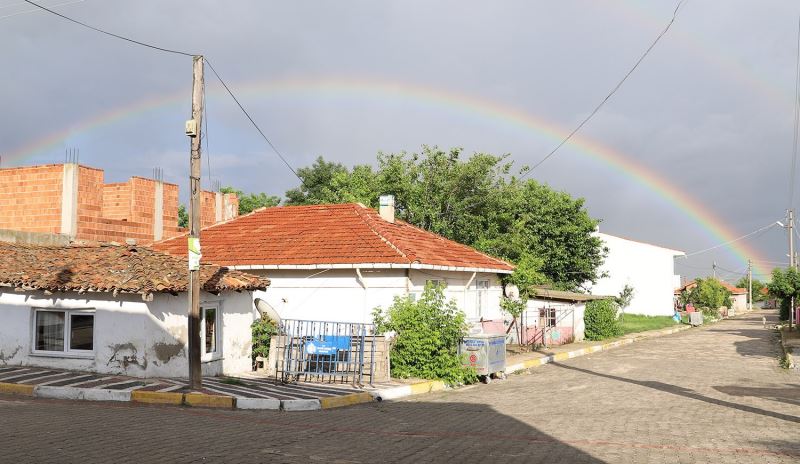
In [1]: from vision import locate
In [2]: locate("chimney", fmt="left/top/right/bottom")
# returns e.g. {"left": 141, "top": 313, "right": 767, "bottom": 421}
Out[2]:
{"left": 379, "top": 195, "right": 395, "bottom": 223}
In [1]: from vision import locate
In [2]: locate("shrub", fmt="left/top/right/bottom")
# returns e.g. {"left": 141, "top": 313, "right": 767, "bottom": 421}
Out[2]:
{"left": 251, "top": 315, "right": 277, "bottom": 369}
{"left": 584, "top": 299, "right": 622, "bottom": 341}
{"left": 687, "top": 278, "right": 731, "bottom": 309}
{"left": 373, "top": 285, "right": 476, "bottom": 385}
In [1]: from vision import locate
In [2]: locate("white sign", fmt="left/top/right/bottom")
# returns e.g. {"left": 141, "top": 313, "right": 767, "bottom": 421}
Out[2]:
{"left": 188, "top": 237, "right": 201, "bottom": 271}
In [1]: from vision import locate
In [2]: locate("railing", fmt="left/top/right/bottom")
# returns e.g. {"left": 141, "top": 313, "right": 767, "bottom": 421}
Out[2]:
{"left": 274, "top": 319, "right": 377, "bottom": 385}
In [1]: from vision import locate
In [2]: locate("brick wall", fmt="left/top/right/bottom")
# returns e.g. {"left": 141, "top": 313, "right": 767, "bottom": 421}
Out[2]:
{"left": 102, "top": 183, "right": 131, "bottom": 221}
{"left": 0, "top": 164, "right": 64, "bottom": 234}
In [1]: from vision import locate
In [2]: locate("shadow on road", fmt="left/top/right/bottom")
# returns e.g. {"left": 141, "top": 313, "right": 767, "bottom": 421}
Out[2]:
{"left": 551, "top": 363, "right": 800, "bottom": 424}
{"left": 713, "top": 384, "right": 800, "bottom": 408}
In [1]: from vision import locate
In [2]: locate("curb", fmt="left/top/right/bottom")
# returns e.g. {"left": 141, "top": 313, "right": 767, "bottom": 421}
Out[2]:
{"left": 319, "top": 392, "right": 374, "bottom": 409}
{"left": 372, "top": 379, "right": 447, "bottom": 402}
{"left": 779, "top": 329, "right": 797, "bottom": 369}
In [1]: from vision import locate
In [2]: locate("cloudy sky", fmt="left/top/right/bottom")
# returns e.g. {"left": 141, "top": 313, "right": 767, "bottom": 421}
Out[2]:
{"left": 2, "top": 0, "right": 799, "bottom": 281}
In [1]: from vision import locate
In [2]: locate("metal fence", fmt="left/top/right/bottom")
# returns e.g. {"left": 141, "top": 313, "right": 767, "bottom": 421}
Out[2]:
{"left": 274, "top": 319, "right": 377, "bottom": 385}
{"left": 519, "top": 305, "right": 576, "bottom": 347}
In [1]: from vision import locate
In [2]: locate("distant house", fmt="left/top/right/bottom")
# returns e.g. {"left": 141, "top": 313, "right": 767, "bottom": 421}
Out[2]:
{"left": 589, "top": 232, "right": 685, "bottom": 317}
{"left": 154, "top": 200, "right": 514, "bottom": 326}
{"left": 675, "top": 279, "right": 748, "bottom": 314}
{"left": 0, "top": 242, "right": 268, "bottom": 378}
{"left": 521, "top": 286, "right": 610, "bottom": 345}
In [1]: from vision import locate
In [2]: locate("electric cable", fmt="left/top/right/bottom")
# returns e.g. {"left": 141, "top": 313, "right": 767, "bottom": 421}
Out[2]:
{"left": 680, "top": 220, "right": 781, "bottom": 258}
{"left": 522, "top": 0, "right": 688, "bottom": 175}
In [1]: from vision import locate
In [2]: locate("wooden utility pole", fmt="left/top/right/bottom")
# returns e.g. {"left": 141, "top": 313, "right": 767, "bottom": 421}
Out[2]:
{"left": 187, "top": 55, "right": 204, "bottom": 389}
{"left": 747, "top": 259, "right": 752, "bottom": 312}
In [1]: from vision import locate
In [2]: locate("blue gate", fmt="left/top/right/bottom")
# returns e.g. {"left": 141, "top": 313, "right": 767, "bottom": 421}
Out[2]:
{"left": 276, "top": 319, "right": 377, "bottom": 385}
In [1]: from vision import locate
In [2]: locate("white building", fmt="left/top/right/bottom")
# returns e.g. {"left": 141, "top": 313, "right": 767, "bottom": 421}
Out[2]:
{"left": 155, "top": 201, "right": 515, "bottom": 327}
{"left": 0, "top": 242, "right": 268, "bottom": 378}
{"left": 589, "top": 232, "right": 685, "bottom": 317}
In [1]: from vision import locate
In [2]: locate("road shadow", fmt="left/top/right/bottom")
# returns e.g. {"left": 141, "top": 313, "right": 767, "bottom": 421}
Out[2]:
{"left": 551, "top": 363, "right": 800, "bottom": 425}
{"left": 713, "top": 384, "right": 800, "bottom": 408}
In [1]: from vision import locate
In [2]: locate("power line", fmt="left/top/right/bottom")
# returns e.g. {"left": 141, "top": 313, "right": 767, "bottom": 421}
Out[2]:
{"left": 679, "top": 220, "right": 781, "bottom": 258}
{"left": 204, "top": 59, "right": 302, "bottom": 183}
{"left": 0, "top": 0, "right": 82, "bottom": 21}
{"left": 522, "top": 0, "right": 688, "bottom": 175}
{"left": 22, "top": 0, "right": 195, "bottom": 56}
{"left": 21, "top": 0, "right": 304, "bottom": 185}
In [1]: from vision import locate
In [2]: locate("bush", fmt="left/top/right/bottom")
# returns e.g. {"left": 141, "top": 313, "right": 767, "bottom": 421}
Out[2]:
{"left": 699, "top": 306, "right": 720, "bottom": 319}
{"left": 251, "top": 315, "right": 277, "bottom": 369}
{"left": 373, "top": 285, "right": 477, "bottom": 385}
{"left": 585, "top": 299, "right": 622, "bottom": 341}
{"left": 687, "top": 278, "right": 731, "bottom": 309}
{"left": 780, "top": 298, "right": 792, "bottom": 321}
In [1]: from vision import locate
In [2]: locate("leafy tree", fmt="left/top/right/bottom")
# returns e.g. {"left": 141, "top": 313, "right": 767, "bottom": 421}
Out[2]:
{"left": 735, "top": 276, "right": 766, "bottom": 303}
{"left": 685, "top": 278, "right": 732, "bottom": 318}
{"left": 767, "top": 268, "right": 800, "bottom": 321}
{"left": 584, "top": 299, "right": 622, "bottom": 341}
{"left": 373, "top": 284, "right": 476, "bottom": 385}
{"left": 219, "top": 186, "right": 281, "bottom": 215}
{"left": 285, "top": 147, "right": 607, "bottom": 289}
{"left": 615, "top": 284, "right": 635, "bottom": 322}
{"left": 501, "top": 254, "right": 547, "bottom": 344}
{"left": 251, "top": 315, "right": 277, "bottom": 369}
{"left": 178, "top": 204, "right": 188, "bottom": 228}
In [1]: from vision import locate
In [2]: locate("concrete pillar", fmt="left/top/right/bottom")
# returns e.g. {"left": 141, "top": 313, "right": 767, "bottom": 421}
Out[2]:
{"left": 214, "top": 192, "right": 223, "bottom": 223}
{"left": 60, "top": 163, "right": 79, "bottom": 239}
{"left": 153, "top": 181, "right": 164, "bottom": 241}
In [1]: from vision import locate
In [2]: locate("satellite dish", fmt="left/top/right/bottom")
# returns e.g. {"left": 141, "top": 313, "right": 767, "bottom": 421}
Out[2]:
{"left": 504, "top": 284, "right": 520, "bottom": 299}
{"left": 254, "top": 298, "right": 281, "bottom": 325}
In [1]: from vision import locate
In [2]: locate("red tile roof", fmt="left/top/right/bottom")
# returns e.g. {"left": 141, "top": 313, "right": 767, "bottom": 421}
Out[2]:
{"left": 0, "top": 242, "right": 269, "bottom": 297}
{"left": 675, "top": 279, "right": 747, "bottom": 295}
{"left": 153, "top": 203, "right": 514, "bottom": 272}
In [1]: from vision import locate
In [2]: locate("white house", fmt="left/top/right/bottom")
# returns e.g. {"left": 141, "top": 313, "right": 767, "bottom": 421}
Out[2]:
{"left": 0, "top": 242, "right": 269, "bottom": 378}
{"left": 589, "top": 232, "right": 685, "bottom": 317}
{"left": 519, "top": 286, "right": 611, "bottom": 345}
{"left": 154, "top": 200, "right": 515, "bottom": 327}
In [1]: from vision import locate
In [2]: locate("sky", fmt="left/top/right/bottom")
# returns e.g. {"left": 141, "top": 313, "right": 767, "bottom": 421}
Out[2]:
{"left": 2, "top": 0, "right": 799, "bottom": 282}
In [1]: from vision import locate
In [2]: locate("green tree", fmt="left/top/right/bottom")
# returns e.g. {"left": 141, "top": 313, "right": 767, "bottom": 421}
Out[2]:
{"left": 615, "top": 284, "right": 635, "bottom": 322}
{"left": 500, "top": 253, "right": 547, "bottom": 344}
{"left": 285, "top": 147, "right": 607, "bottom": 289}
{"left": 373, "top": 284, "right": 476, "bottom": 385}
{"left": 178, "top": 204, "right": 188, "bottom": 228}
{"left": 735, "top": 276, "right": 766, "bottom": 302}
{"left": 767, "top": 268, "right": 800, "bottom": 321}
{"left": 584, "top": 299, "right": 622, "bottom": 341}
{"left": 685, "top": 278, "right": 732, "bottom": 318}
{"left": 219, "top": 186, "right": 281, "bottom": 215}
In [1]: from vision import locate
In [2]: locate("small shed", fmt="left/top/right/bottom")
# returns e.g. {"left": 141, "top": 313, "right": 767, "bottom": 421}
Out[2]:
{"left": 520, "top": 286, "right": 612, "bottom": 346}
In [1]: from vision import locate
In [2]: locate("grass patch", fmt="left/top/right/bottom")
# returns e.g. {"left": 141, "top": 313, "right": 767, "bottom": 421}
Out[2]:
{"left": 619, "top": 314, "right": 679, "bottom": 335}
{"left": 218, "top": 377, "right": 248, "bottom": 386}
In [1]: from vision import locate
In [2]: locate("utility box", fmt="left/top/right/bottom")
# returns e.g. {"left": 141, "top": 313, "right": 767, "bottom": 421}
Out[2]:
{"left": 459, "top": 334, "right": 506, "bottom": 377}
{"left": 688, "top": 312, "right": 703, "bottom": 326}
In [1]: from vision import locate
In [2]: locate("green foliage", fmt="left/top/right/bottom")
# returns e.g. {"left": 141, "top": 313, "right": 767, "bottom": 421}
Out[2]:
{"left": 768, "top": 267, "right": 800, "bottom": 321}
{"left": 285, "top": 147, "right": 607, "bottom": 289}
{"left": 615, "top": 284, "right": 635, "bottom": 310}
{"left": 178, "top": 204, "right": 188, "bottom": 229}
{"left": 685, "top": 278, "right": 732, "bottom": 310}
{"left": 735, "top": 276, "right": 765, "bottom": 302}
{"left": 584, "top": 299, "right": 622, "bottom": 341}
{"left": 373, "top": 285, "right": 476, "bottom": 385}
{"left": 251, "top": 315, "right": 277, "bottom": 367}
{"left": 220, "top": 186, "right": 281, "bottom": 215}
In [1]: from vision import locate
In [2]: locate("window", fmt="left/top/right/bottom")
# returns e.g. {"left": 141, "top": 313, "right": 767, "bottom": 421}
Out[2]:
{"left": 426, "top": 279, "right": 447, "bottom": 290}
{"left": 539, "top": 307, "right": 557, "bottom": 328}
{"left": 201, "top": 304, "right": 220, "bottom": 356}
{"left": 33, "top": 309, "right": 94, "bottom": 355}
{"left": 476, "top": 280, "right": 489, "bottom": 317}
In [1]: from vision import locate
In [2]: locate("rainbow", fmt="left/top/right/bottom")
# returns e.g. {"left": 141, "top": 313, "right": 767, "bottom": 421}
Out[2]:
{"left": 1, "top": 76, "right": 775, "bottom": 276}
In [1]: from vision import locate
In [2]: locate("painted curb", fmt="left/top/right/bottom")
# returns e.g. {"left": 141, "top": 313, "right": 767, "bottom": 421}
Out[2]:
{"left": 131, "top": 390, "right": 185, "bottom": 405}
{"left": 35, "top": 386, "right": 131, "bottom": 402}
{"left": 236, "top": 397, "right": 281, "bottom": 410}
{"left": 282, "top": 398, "right": 321, "bottom": 411}
{"left": 372, "top": 379, "right": 447, "bottom": 402}
{"left": 505, "top": 325, "right": 692, "bottom": 376}
{"left": 0, "top": 382, "right": 35, "bottom": 396}
{"left": 319, "top": 392, "right": 374, "bottom": 409}
{"left": 185, "top": 393, "right": 236, "bottom": 409}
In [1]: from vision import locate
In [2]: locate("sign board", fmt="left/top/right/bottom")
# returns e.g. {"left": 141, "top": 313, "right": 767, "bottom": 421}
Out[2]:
{"left": 188, "top": 237, "right": 201, "bottom": 271}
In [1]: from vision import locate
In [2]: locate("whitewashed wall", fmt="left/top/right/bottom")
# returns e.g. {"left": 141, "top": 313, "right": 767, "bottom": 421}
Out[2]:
{"left": 251, "top": 268, "right": 505, "bottom": 324}
{"left": 0, "top": 289, "right": 255, "bottom": 378}
{"left": 590, "top": 232, "right": 684, "bottom": 317}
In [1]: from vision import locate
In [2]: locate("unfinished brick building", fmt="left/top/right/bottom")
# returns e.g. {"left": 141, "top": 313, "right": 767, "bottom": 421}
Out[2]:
{"left": 0, "top": 163, "right": 238, "bottom": 244}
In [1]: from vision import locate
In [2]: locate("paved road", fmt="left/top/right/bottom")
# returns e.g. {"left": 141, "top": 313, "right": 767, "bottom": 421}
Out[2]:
{"left": 1, "top": 309, "right": 798, "bottom": 463}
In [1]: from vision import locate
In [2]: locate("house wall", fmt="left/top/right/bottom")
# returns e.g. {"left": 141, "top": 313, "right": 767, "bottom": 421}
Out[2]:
{"left": 250, "top": 268, "right": 505, "bottom": 324}
{"left": 590, "top": 232, "right": 683, "bottom": 317}
{"left": 0, "top": 289, "right": 255, "bottom": 378}
{"left": 522, "top": 299, "right": 586, "bottom": 344}
{"left": 731, "top": 294, "right": 748, "bottom": 314}
{"left": 0, "top": 164, "right": 64, "bottom": 234}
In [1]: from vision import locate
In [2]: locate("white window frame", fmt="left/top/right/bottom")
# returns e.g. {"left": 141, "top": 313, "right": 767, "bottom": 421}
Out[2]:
{"left": 30, "top": 308, "right": 95, "bottom": 359}
{"left": 200, "top": 302, "right": 222, "bottom": 361}
{"left": 475, "top": 279, "right": 490, "bottom": 318}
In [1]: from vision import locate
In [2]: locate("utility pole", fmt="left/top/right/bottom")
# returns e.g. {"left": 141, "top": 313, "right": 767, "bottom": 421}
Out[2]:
{"left": 748, "top": 259, "right": 752, "bottom": 312}
{"left": 187, "top": 55, "right": 204, "bottom": 390}
{"left": 712, "top": 261, "right": 717, "bottom": 280}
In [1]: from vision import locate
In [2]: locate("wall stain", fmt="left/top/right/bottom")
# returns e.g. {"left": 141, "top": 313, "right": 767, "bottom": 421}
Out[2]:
{"left": 106, "top": 342, "right": 148, "bottom": 371}
{"left": 152, "top": 342, "right": 185, "bottom": 364}
{"left": 0, "top": 346, "right": 21, "bottom": 365}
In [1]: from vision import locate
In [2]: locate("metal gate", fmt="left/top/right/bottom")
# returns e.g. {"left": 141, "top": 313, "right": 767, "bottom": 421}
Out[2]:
{"left": 274, "top": 319, "right": 377, "bottom": 385}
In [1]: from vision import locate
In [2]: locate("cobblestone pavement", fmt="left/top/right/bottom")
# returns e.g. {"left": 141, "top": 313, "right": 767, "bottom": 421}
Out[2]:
{"left": 2, "top": 309, "right": 798, "bottom": 463}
